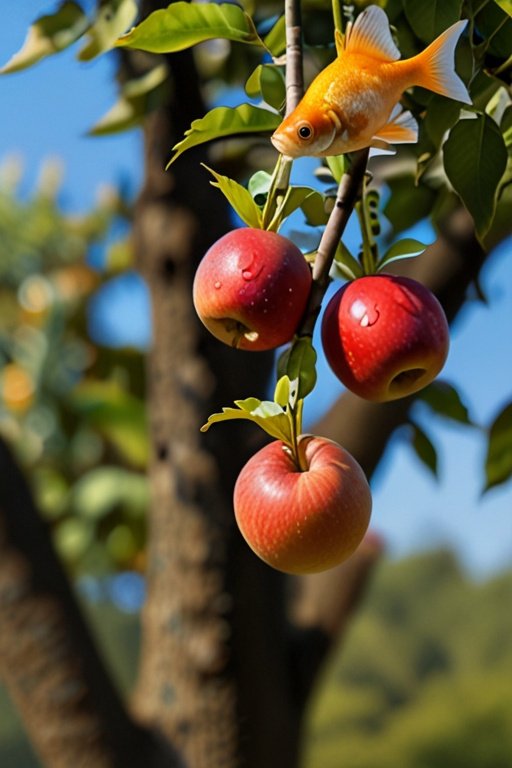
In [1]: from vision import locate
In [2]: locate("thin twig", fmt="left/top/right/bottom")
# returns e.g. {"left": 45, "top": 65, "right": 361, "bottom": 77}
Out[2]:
{"left": 263, "top": 0, "right": 304, "bottom": 227}
{"left": 284, "top": 0, "right": 304, "bottom": 115}
{"left": 332, "top": 0, "right": 344, "bottom": 35}
{"left": 299, "top": 148, "right": 370, "bottom": 337}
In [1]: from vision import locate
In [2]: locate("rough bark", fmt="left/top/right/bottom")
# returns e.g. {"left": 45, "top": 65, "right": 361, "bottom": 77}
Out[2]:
{"left": 0, "top": 439, "right": 179, "bottom": 768}
{"left": 128, "top": 21, "right": 279, "bottom": 765}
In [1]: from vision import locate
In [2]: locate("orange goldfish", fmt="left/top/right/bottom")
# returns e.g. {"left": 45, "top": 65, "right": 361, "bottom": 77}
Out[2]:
{"left": 271, "top": 5, "right": 471, "bottom": 157}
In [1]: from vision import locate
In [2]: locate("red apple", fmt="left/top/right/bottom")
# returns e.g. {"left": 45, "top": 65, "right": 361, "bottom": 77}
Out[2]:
{"left": 193, "top": 228, "right": 312, "bottom": 351}
{"left": 233, "top": 436, "right": 372, "bottom": 574}
{"left": 321, "top": 275, "right": 449, "bottom": 402}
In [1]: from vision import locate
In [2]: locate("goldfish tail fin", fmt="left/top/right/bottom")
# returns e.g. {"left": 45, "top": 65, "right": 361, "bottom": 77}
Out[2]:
{"left": 414, "top": 20, "right": 471, "bottom": 104}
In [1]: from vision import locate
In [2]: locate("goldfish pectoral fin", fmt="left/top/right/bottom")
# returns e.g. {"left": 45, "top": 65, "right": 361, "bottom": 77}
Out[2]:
{"left": 370, "top": 138, "right": 394, "bottom": 152}
{"left": 414, "top": 20, "right": 472, "bottom": 105}
{"left": 369, "top": 145, "right": 397, "bottom": 158}
{"left": 344, "top": 5, "right": 400, "bottom": 62}
{"left": 373, "top": 109, "right": 418, "bottom": 144}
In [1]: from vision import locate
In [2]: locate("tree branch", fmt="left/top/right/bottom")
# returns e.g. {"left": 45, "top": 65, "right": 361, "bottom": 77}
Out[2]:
{"left": 284, "top": 0, "right": 304, "bottom": 115}
{"left": 288, "top": 532, "right": 384, "bottom": 705}
{"left": 299, "top": 149, "right": 369, "bottom": 336}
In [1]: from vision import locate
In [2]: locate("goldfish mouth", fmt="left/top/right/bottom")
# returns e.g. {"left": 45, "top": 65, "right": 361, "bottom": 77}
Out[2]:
{"left": 270, "top": 132, "right": 290, "bottom": 155}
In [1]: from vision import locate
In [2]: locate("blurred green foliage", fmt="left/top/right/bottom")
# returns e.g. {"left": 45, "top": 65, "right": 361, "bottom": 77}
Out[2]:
{"left": 303, "top": 550, "right": 512, "bottom": 768}
{"left": 0, "top": 156, "right": 149, "bottom": 574}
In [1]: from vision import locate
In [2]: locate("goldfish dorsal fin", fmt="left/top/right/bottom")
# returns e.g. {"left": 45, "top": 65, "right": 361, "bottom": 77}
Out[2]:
{"left": 345, "top": 5, "right": 400, "bottom": 61}
{"left": 372, "top": 105, "right": 418, "bottom": 144}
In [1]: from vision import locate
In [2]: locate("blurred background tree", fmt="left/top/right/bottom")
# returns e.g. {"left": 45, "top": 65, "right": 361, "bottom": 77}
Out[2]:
{"left": 0, "top": 160, "right": 149, "bottom": 574}
{"left": 0, "top": 1, "right": 511, "bottom": 767}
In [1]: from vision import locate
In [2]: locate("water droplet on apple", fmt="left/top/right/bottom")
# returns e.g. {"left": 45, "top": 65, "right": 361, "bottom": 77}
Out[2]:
{"left": 214, "top": 281, "right": 222, "bottom": 289}
{"left": 350, "top": 298, "right": 379, "bottom": 327}
{"left": 242, "top": 270, "right": 253, "bottom": 280}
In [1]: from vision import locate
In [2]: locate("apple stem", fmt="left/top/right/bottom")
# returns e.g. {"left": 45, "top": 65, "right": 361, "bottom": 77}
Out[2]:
{"left": 295, "top": 436, "right": 310, "bottom": 473}
{"left": 298, "top": 148, "right": 370, "bottom": 337}
{"left": 287, "top": 396, "right": 308, "bottom": 471}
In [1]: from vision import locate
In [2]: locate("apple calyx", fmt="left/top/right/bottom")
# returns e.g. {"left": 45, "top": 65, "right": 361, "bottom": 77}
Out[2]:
{"left": 213, "top": 317, "right": 259, "bottom": 348}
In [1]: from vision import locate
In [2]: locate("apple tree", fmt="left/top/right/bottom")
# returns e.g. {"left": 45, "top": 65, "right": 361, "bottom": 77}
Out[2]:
{"left": 0, "top": 1, "right": 511, "bottom": 767}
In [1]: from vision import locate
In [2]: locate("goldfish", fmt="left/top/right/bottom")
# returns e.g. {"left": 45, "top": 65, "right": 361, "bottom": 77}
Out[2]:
{"left": 271, "top": 5, "right": 471, "bottom": 158}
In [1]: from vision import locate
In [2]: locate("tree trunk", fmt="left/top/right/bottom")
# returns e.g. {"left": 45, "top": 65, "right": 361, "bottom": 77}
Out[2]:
{"left": 0, "top": 439, "right": 179, "bottom": 768}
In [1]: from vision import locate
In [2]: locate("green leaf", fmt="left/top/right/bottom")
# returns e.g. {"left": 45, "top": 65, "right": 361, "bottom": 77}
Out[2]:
{"left": 493, "top": 0, "right": 512, "bottom": 16}
{"left": 501, "top": 104, "right": 512, "bottom": 148}
{"left": 334, "top": 241, "right": 364, "bottom": 280}
{"left": 326, "top": 155, "right": 348, "bottom": 184}
{"left": 89, "top": 64, "right": 169, "bottom": 136}
{"left": 201, "top": 397, "right": 292, "bottom": 444}
{"left": 274, "top": 376, "right": 290, "bottom": 408}
{"left": 54, "top": 518, "right": 94, "bottom": 562}
{"left": 167, "top": 104, "right": 281, "bottom": 166}
{"left": 425, "top": 98, "right": 463, "bottom": 146}
{"left": 202, "top": 164, "right": 262, "bottom": 228}
{"left": 377, "top": 238, "right": 428, "bottom": 271}
{"left": 245, "top": 64, "right": 285, "bottom": 111}
{"left": 70, "top": 380, "right": 148, "bottom": 468}
{"left": 72, "top": 467, "right": 149, "bottom": 519}
{"left": 301, "top": 190, "right": 332, "bottom": 226}
{"left": 263, "top": 14, "right": 286, "bottom": 57}
{"left": 0, "top": 1, "right": 89, "bottom": 74}
{"left": 410, "top": 422, "right": 438, "bottom": 478}
{"left": 484, "top": 401, "right": 512, "bottom": 491}
{"left": 470, "top": 71, "right": 504, "bottom": 112}
{"left": 116, "top": 1, "right": 263, "bottom": 53}
{"left": 404, "top": 0, "right": 463, "bottom": 42}
{"left": 248, "top": 170, "right": 272, "bottom": 204}
{"left": 418, "top": 381, "right": 473, "bottom": 425}
{"left": 278, "top": 186, "right": 318, "bottom": 224}
{"left": 79, "top": 0, "right": 137, "bottom": 61}
{"left": 384, "top": 175, "right": 436, "bottom": 235}
{"left": 443, "top": 114, "right": 508, "bottom": 239}
{"left": 277, "top": 338, "right": 317, "bottom": 399}
{"left": 474, "top": 2, "right": 512, "bottom": 58}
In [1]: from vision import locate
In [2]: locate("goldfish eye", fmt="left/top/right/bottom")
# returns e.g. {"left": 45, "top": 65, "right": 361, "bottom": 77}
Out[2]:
{"left": 297, "top": 123, "right": 313, "bottom": 141}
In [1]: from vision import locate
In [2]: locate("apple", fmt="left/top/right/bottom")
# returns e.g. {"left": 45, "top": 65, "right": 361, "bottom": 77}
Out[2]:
{"left": 321, "top": 274, "right": 449, "bottom": 402}
{"left": 233, "top": 435, "right": 372, "bottom": 574}
{"left": 193, "top": 228, "right": 312, "bottom": 351}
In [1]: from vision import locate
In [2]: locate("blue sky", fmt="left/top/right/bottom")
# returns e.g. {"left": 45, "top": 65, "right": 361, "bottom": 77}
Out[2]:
{"left": 1, "top": 3, "right": 511, "bottom": 578}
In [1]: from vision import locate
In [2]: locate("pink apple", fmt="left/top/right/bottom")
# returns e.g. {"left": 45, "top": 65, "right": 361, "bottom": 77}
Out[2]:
{"left": 233, "top": 436, "right": 372, "bottom": 574}
{"left": 321, "top": 275, "right": 449, "bottom": 402}
{"left": 193, "top": 228, "right": 312, "bottom": 351}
